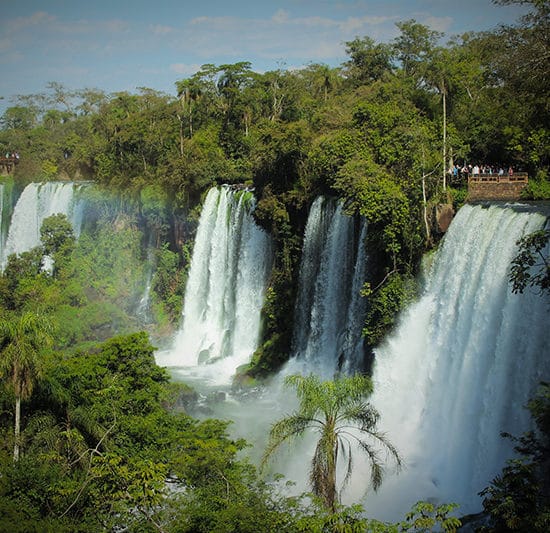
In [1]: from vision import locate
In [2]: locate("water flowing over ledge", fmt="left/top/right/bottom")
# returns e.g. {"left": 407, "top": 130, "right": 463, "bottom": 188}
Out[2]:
{"left": 160, "top": 186, "right": 273, "bottom": 385}
{"left": 291, "top": 196, "right": 368, "bottom": 377}
{"left": 0, "top": 182, "right": 87, "bottom": 269}
{"left": 367, "top": 203, "right": 550, "bottom": 519}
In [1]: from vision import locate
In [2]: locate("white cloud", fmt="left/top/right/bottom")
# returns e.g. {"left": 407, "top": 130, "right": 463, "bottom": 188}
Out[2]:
{"left": 169, "top": 63, "right": 202, "bottom": 75}
{"left": 293, "top": 15, "right": 337, "bottom": 28}
{"left": 182, "top": 10, "right": 368, "bottom": 62}
{"left": 10, "top": 11, "right": 57, "bottom": 31}
{"left": 339, "top": 14, "right": 396, "bottom": 33}
{"left": 422, "top": 16, "right": 454, "bottom": 33}
{"left": 102, "top": 19, "right": 130, "bottom": 33}
{"left": 150, "top": 24, "right": 174, "bottom": 35}
{"left": 272, "top": 9, "right": 290, "bottom": 24}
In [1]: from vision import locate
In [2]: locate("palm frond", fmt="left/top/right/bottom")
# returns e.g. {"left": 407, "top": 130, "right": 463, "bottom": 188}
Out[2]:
{"left": 261, "top": 414, "right": 315, "bottom": 470}
{"left": 363, "top": 429, "right": 402, "bottom": 470}
{"left": 339, "top": 437, "right": 354, "bottom": 492}
{"left": 267, "top": 373, "right": 399, "bottom": 510}
{"left": 357, "top": 439, "right": 384, "bottom": 490}
{"left": 338, "top": 403, "right": 380, "bottom": 429}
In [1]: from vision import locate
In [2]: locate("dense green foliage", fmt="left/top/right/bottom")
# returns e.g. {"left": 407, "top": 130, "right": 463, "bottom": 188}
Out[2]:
{"left": 509, "top": 229, "right": 550, "bottom": 296}
{"left": 0, "top": 331, "right": 287, "bottom": 531}
{"left": 0, "top": 330, "right": 463, "bottom": 532}
{"left": 0, "top": 210, "right": 147, "bottom": 349}
{"left": 479, "top": 382, "right": 550, "bottom": 532}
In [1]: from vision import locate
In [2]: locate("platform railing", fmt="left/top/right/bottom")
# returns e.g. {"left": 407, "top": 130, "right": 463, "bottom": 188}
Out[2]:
{"left": 468, "top": 173, "right": 528, "bottom": 184}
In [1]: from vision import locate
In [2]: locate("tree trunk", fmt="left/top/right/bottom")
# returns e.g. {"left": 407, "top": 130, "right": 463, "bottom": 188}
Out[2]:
{"left": 327, "top": 439, "right": 338, "bottom": 512}
{"left": 324, "top": 422, "right": 338, "bottom": 512}
{"left": 178, "top": 114, "right": 184, "bottom": 156}
{"left": 442, "top": 86, "right": 447, "bottom": 191}
{"left": 422, "top": 172, "right": 431, "bottom": 246}
{"left": 14, "top": 395, "right": 20, "bottom": 461}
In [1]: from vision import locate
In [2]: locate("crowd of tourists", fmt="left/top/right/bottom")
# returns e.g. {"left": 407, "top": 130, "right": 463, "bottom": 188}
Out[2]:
{"left": 448, "top": 163, "right": 516, "bottom": 181}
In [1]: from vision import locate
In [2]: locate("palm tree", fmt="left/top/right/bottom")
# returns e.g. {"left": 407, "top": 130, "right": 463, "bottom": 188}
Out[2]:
{"left": 0, "top": 312, "right": 54, "bottom": 461}
{"left": 261, "top": 373, "right": 401, "bottom": 511}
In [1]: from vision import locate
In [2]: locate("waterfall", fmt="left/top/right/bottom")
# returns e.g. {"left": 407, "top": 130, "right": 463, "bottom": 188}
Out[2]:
{"left": 0, "top": 181, "right": 17, "bottom": 256}
{"left": 163, "top": 186, "right": 273, "bottom": 384}
{"left": 1, "top": 182, "right": 87, "bottom": 268}
{"left": 367, "top": 203, "right": 550, "bottom": 519}
{"left": 136, "top": 247, "right": 155, "bottom": 325}
{"left": 291, "top": 197, "right": 368, "bottom": 376}
{"left": 0, "top": 183, "right": 4, "bottom": 252}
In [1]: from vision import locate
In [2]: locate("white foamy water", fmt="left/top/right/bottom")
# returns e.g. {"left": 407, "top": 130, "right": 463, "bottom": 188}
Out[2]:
{"left": 367, "top": 203, "right": 550, "bottom": 519}
{"left": 1, "top": 182, "right": 86, "bottom": 269}
{"left": 157, "top": 186, "right": 273, "bottom": 386}
{"left": 292, "top": 196, "right": 368, "bottom": 376}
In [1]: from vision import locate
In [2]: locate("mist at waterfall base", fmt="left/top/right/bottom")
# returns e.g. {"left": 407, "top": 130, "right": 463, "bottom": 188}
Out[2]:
{"left": 158, "top": 193, "right": 549, "bottom": 520}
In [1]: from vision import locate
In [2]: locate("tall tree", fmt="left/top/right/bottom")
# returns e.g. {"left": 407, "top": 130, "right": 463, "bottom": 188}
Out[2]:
{"left": 0, "top": 312, "right": 54, "bottom": 461}
{"left": 344, "top": 36, "right": 394, "bottom": 85}
{"left": 393, "top": 19, "right": 442, "bottom": 82}
{"left": 40, "top": 213, "right": 76, "bottom": 278}
{"left": 262, "top": 374, "right": 400, "bottom": 511}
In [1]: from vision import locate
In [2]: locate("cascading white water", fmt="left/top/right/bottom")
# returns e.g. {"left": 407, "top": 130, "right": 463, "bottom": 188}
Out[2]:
{"left": 366, "top": 203, "right": 550, "bottom": 519}
{"left": 0, "top": 182, "right": 18, "bottom": 255}
{"left": 136, "top": 247, "right": 155, "bottom": 325}
{"left": 1, "top": 182, "right": 87, "bottom": 268}
{"left": 291, "top": 196, "right": 368, "bottom": 376}
{"left": 0, "top": 183, "right": 4, "bottom": 252}
{"left": 161, "top": 186, "right": 273, "bottom": 384}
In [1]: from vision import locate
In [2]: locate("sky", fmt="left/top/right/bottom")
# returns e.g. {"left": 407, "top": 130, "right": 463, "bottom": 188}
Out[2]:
{"left": 0, "top": 0, "right": 530, "bottom": 112}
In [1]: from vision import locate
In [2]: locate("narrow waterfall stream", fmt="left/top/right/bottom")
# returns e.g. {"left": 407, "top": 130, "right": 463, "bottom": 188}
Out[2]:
{"left": 0, "top": 183, "right": 5, "bottom": 253}
{"left": 291, "top": 196, "right": 368, "bottom": 376}
{"left": 366, "top": 203, "right": 550, "bottom": 519}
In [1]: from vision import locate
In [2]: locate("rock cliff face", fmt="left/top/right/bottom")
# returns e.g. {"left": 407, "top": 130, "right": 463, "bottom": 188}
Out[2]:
{"left": 435, "top": 203, "right": 455, "bottom": 233}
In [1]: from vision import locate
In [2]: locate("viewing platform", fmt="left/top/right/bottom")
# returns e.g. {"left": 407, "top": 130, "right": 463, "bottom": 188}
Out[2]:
{"left": 0, "top": 156, "right": 19, "bottom": 175}
{"left": 467, "top": 172, "right": 528, "bottom": 201}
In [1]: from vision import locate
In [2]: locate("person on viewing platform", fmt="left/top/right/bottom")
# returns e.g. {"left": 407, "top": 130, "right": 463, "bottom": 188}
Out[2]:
{"left": 473, "top": 165, "right": 480, "bottom": 176}
{"left": 508, "top": 166, "right": 514, "bottom": 176}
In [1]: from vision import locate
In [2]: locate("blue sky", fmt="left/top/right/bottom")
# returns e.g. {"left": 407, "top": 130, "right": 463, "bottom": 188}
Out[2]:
{"left": 0, "top": 0, "right": 529, "bottom": 110}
